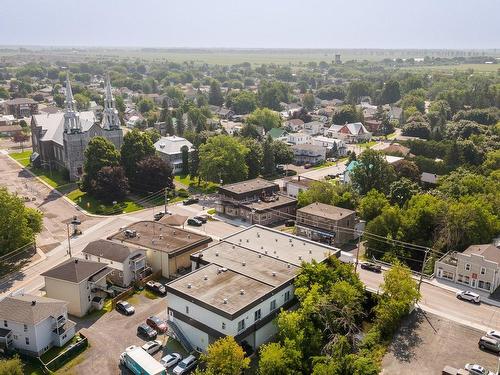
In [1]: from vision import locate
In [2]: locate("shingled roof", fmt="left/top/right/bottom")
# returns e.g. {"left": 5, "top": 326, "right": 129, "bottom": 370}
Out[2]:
{"left": 82, "top": 240, "right": 134, "bottom": 263}
{"left": 41, "top": 258, "right": 111, "bottom": 283}
{"left": 0, "top": 294, "right": 67, "bottom": 325}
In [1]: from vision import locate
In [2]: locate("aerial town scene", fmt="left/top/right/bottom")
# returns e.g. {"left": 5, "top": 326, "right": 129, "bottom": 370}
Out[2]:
{"left": 0, "top": 0, "right": 499, "bottom": 374}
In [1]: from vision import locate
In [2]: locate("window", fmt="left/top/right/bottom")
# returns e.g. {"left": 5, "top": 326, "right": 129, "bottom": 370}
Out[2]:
{"left": 185, "top": 306, "right": 189, "bottom": 314}
{"left": 254, "top": 309, "right": 261, "bottom": 321}
{"left": 88, "top": 296, "right": 91, "bottom": 301}
{"left": 25, "top": 337, "right": 29, "bottom": 345}
{"left": 485, "top": 282, "right": 491, "bottom": 290}
{"left": 3, "top": 320, "right": 7, "bottom": 328}
{"left": 442, "top": 271, "right": 454, "bottom": 280}
{"left": 237, "top": 319, "right": 245, "bottom": 332}
{"left": 270, "top": 300, "right": 276, "bottom": 311}
{"left": 480, "top": 267, "right": 486, "bottom": 275}
{"left": 457, "top": 274, "right": 463, "bottom": 283}
{"left": 284, "top": 291, "right": 290, "bottom": 302}
{"left": 478, "top": 280, "right": 484, "bottom": 289}
{"left": 464, "top": 276, "right": 470, "bottom": 284}
{"left": 119, "top": 272, "right": 123, "bottom": 277}
{"left": 221, "top": 322, "right": 226, "bottom": 330}
{"left": 465, "top": 264, "right": 471, "bottom": 271}
{"left": 23, "top": 324, "right": 27, "bottom": 332}
{"left": 84, "top": 254, "right": 89, "bottom": 260}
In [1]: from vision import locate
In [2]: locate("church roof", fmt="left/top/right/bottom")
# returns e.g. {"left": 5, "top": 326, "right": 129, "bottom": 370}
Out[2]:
{"left": 34, "top": 111, "right": 96, "bottom": 146}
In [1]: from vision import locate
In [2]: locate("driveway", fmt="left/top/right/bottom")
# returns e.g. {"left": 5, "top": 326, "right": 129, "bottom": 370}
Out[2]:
{"left": 382, "top": 310, "right": 499, "bottom": 374}
{"left": 72, "top": 292, "right": 168, "bottom": 375}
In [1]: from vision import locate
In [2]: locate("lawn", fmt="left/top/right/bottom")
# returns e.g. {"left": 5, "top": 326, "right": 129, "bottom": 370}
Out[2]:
{"left": 40, "top": 335, "right": 82, "bottom": 363}
{"left": 175, "top": 174, "right": 219, "bottom": 194}
{"left": 66, "top": 189, "right": 143, "bottom": 215}
{"left": 9, "top": 150, "right": 32, "bottom": 167}
{"left": 358, "top": 141, "right": 377, "bottom": 149}
{"left": 403, "top": 63, "right": 499, "bottom": 73}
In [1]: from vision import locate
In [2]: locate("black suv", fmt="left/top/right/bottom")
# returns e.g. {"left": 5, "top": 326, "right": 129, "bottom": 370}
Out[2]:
{"left": 137, "top": 323, "right": 157, "bottom": 340}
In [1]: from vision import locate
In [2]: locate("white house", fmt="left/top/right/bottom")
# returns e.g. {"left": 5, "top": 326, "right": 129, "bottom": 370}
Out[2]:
{"left": 165, "top": 225, "right": 340, "bottom": 353}
{"left": 325, "top": 122, "right": 372, "bottom": 143}
{"left": 0, "top": 294, "right": 76, "bottom": 356}
{"left": 80, "top": 240, "right": 149, "bottom": 287}
{"left": 311, "top": 136, "right": 348, "bottom": 157}
{"left": 302, "top": 121, "right": 325, "bottom": 136}
{"left": 154, "top": 136, "right": 193, "bottom": 174}
{"left": 287, "top": 132, "right": 311, "bottom": 145}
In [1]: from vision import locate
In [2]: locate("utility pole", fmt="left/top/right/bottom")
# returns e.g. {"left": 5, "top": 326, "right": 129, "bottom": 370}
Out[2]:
{"left": 164, "top": 188, "right": 169, "bottom": 213}
{"left": 418, "top": 248, "right": 430, "bottom": 291}
{"left": 354, "top": 229, "right": 362, "bottom": 272}
{"left": 66, "top": 223, "right": 72, "bottom": 258}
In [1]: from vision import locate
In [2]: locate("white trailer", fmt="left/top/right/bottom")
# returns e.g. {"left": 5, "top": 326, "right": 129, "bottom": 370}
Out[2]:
{"left": 122, "top": 346, "right": 165, "bottom": 375}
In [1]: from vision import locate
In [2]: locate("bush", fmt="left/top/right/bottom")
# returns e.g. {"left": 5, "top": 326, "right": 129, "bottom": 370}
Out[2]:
{"left": 177, "top": 188, "right": 189, "bottom": 198}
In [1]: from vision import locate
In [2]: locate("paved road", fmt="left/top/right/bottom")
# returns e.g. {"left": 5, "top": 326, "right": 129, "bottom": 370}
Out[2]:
{"left": 358, "top": 267, "right": 500, "bottom": 333}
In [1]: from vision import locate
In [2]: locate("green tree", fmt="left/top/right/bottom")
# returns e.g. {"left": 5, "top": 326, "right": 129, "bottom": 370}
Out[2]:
{"left": 392, "top": 159, "right": 420, "bottom": 182}
{"left": 303, "top": 92, "right": 315, "bottom": 111}
{"left": 199, "top": 336, "right": 250, "bottom": 375}
{"left": 208, "top": 80, "right": 224, "bottom": 106}
{"left": 350, "top": 149, "right": 396, "bottom": 195}
{"left": 332, "top": 105, "right": 359, "bottom": 124}
{"left": 258, "top": 342, "right": 302, "bottom": 375}
{"left": 181, "top": 145, "right": 190, "bottom": 175}
{"left": 135, "top": 155, "right": 174, "bottom": 193}
{"left": 273, "top": 141, "right": 294, "bottom": 165}
{"left": 199, "top": 135, "right": 249, "bottom": 183}
{"left": 93, "top": 166, "right": 129, "bottom": 203}
{"left": 231, "top": 91, "right": 258, "bottom": 114}
{"left": 240, "top": 123, "right": 262, "bottom": 140}
{"left": 247, "top": 108, "right": 281, "bottom": 132}
{"left": 147, "top": 128, "right": 161, "bottom": 143}
{"left": 258, "top": 81, "right": 289, "bottom": 110}
{"left": 482, "top": 149, "right": 500, "bottom": 175}
{"left": 358, "top": 189, "right": 390, "bottom": 221}
{"left": 0, "top": 188, "right": 43, "bottom": 256}
{"left": 262, "top": 135, "right": 275, "bottom": 176}
{"left": 380, "top": 80, "right": 401, "bottom": 104}
{"left": 364, "top": 206, "right": 403, "bottom": 260}
{"left": 81, "top": 137, "right": 120, "bottom": 193}
{"left": 138, "top": 97, "right": 155, "bottom": 113}
{"left": 388, "top": 178, "right": 420, "bottom": 207}
{"left": 347, "top": 81, "right": 371, "bottom": 104}
{"left": 241, "top": 138, "right": 263, "bottom": 179}
{"left": 73, "top": 93, "right": 90, "bottom": 110}
{"left": 120, "top": 129, "right": 156, "bottom": 180}
{"left": 0, "top": 356, "right": 23, "bottom": 375}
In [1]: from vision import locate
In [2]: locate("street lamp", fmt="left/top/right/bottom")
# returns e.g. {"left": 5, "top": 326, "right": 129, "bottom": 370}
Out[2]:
{"left": 66, "top": 216, "right": 81, "bottom": 258}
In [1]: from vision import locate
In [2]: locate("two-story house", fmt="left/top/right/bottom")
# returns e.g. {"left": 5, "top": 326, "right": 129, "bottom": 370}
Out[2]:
{"left": 80, "top": 240, "right": 149, "bottom": 287}
{"left": 325, "top": 122, "right": 372, "bottom": 143}
{"left": 291, "top": 144, "right": 326, "bottom": 165}
{"left": 154, "top": 136, "right": 193, "bottom": 174}
{"left": 41, "top": 259, "right": 112, "bottom": 317}
{"left": 3, "top": 98, "right": 38, "bottom": 119}
{"left": 434, "top": 244, "right": 500, "bottom": 295}
{"left": 296, "top": 202, "right": 357, "bottom": 245}
{"left": 0, "top": 294, "right": 75, "bottom": 356}
{"left": 166, "top": 225, "right": 339, "bottom": 353}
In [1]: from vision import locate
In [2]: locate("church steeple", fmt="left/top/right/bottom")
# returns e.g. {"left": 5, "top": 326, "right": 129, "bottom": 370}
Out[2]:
{"left": 64, "top": 74, "right": 81, "bottom": 133}
{"left": 101, "top": 74, "right": 121, "bottom": 130}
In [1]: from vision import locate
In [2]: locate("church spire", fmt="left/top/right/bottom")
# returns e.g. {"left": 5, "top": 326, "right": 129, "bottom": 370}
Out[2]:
{"left": 63, "top": 73, "right": 81, "bottom": 133}
{"left": 101, "top": 73, "right": 120, "bottom": 130}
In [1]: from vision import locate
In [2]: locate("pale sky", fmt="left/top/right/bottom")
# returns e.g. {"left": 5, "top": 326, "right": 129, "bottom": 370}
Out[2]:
{"left": 1, "top": 0, "right": 499, "bottom": 49}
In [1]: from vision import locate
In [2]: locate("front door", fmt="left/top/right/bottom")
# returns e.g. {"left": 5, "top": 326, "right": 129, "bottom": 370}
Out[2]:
{"left": 471, "top": 279, "right": 477, "bottom": 288}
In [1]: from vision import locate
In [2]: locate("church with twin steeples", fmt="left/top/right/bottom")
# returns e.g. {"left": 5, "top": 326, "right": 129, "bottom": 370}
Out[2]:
{"left": 31, "top": 74, "right": 123, "bottom": 181}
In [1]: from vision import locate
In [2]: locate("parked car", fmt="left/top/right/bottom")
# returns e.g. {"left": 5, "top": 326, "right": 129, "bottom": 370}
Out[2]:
{"left": 285, "top": 219, "right": 295, "bottom": 227}
{"left": 360, "top": 262, "right": 382, "bottom": 273}
{"left": 154, "top": 210, "right": 171, "bottom": 221}
{"left": 478, "top": 336, "right": 500, "bottom": 353}
{"left": 187, "top": 218, "right": 203, "bottom": 227}
{"left": 183, "top": 198, "right": 199, "bottom": 205}
{"left": 303, "top": 163, "right": 313, "bottom": 169}
{"left": 456, "top": 290, "right": 481, "bottom": 304}
{"left": 173, "top": 355, "right": 197, "bottom": 375}
{"left": 193, "top": 215, "right": 208, "bottom": 224}
{"left": 137, "top": 323, "right": 157, "bottom": 340}
{"left": 145, "top": 280, "right": 166, "bottom": 295}
{"left": 141, "top": 340, "right": 163, "bottom": 355}
{"left": 160, "top": 353, "right": 182, "bottom": 368}
{"left": 486, "top": 330, "right": 500, "bottom": 341}
{"left": 465, "top": 363, "right": 494, "bottom": 375}
{"left": 115, "top": 300, "right": 135, "bottom": 315}
{"left": 146, "top": 315, "right": 168, "bottom": 334}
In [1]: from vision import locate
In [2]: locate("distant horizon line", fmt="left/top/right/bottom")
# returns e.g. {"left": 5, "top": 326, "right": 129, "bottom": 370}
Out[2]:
{"left": 1, "top": 45, "right": 499, "bottom": 52}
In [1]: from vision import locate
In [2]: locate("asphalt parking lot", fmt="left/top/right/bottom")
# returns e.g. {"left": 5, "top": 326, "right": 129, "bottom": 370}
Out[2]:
{"left": 71, "top": 292, "right": 176, "bottom": 375}
{"left": 382, "top": 310, "right": 499, "bottom": 374}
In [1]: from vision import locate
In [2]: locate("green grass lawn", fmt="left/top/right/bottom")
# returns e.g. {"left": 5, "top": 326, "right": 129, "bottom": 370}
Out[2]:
{"left": 359, "top": 141, "right": 377, "bottom": 149}
{"left": 66, "top": 189, "right": 143, "bottom": 215}
{"left": 9, "top": 150, "right": 32, "bottom": 167}
{"left": 175, "top": 174, "right": 219, "bottom": 194}
{"left": 40, "top": 335, "right": 82, "bottom": 363}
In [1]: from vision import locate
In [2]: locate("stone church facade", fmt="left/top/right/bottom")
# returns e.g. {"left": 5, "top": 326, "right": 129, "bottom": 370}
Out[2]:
{"left": 31, "top": 75, "right": 123, "bottom": 181}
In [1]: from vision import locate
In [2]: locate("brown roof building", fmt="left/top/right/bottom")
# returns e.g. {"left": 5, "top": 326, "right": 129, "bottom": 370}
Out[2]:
{"left": 3, "top": 98, "right": 38, "bottom": 119}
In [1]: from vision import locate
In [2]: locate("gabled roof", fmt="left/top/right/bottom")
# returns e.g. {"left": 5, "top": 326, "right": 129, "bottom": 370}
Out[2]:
{"left": 33, "top": 111, "right": 96, "bottom": 146}
{"left": 0, "top": 294, "right": 67, "bottom": 325}
{"left": 41, "top": 258, "right": 110, "bottom": 283}
{"left": 4, "top": 98, "right": 37, "bottom": 105}
{"left": 154, "top": 136, "right": 193, "bottom": 155}
{"left": 297, "top": 202, "right": 355, "bottom": 221}
{"left": 82, "top": 240, "right": 135, "bottom": 263}
{"left": 328, "top": 122, "right": 370, "bottom": 136}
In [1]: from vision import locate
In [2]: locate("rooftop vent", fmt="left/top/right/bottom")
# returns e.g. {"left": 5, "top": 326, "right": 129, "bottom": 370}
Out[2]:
{"left": 258, "top": 254, "right": 262, "bottom": 258}
{"left": 187, "top": 234, "right": 191, "bottom": 239}
{"left": 309, "top": 250, "right": 312, "bottom": 254}
{"left": 257, "top": 233, "right": 260, "bottom": 238}
{"left": 272, "top": 272, "right": 276, "bottom": 277}
{"left": 221, "top": 267, "right": 228, "bottom": 272}
{"left": 159, "top": 235, "right": 163, "bottom": 239}
{"left": 289, "top": 239, "right": 292, "bottom": 243}
{"left": 31, "top": 301, "right": 36, "bottom": 306}
{"left": 187, "top": 283, "right": 192, "bottom": 289}
{"left": 287, "top": 263, "right": 291, "bottom": 268}
{"left": 298, "top": 255, "right": 302, "bottom": 260}
{"left": 264, "top": 250, "right": 268, "bottom": 254}
{"left": 240, "top": 289, "right": 245, "bottom": 295}
{"left": 275, "top": 239, "right": 278, "bottom": 242}
{"left": 215, "top": 251, "right": 219, "bottom": 257}
{"left": 242, "top": 261, "right": 246, "bottom": 266}
{"left": 204, "top": 275, "right": 208, "bottom": 281}
{"left": 232, "top": 245, "right": 235, "bottom": 249}
{"left": 223, "top": 298, "right": 228, "bottom": 304}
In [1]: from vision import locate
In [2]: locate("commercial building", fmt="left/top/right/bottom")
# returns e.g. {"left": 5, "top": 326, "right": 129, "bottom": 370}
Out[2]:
{"left": 80, "top": 240, "right": 149, "bottom": 287}
{"left": 215, "top": 178, "right": 297, "bottom": 226}
{"left": 166, "top": 225, "right": 340, "bottom": 353}
{"left": 154, "top": 136, "right": 193, "bottom": 173}
{"left": 0, "top": 294, "right": 75, "bottom": 356}
{"left": 284, "top": 176, "right": 315, "bottom": 199}
{"left": 296, "top": 202, "right": 357, "bottom": 245}
{"left": 435, "top": 244, "right": 500, "bottom": 295}
{"left": 41, "top": 259, "right": 113, "bottom": 317}
{"left": 108, "top": 221, "right": 212, "bottom": 278}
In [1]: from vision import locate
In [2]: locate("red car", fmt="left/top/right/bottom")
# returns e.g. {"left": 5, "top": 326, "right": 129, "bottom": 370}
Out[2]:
{"left": 146, "top": 315, "right": 168, "bottom": 334}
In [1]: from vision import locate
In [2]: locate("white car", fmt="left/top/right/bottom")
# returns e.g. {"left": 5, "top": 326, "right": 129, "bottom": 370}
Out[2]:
{"left": 465, "top": 363, "right": 494, "bottom": 375}
{"left": 456, "top": 290, "right": 480, "bottom": 303}
{"left": 141, "top": 340, "right": 163, "bottom": 355}
{"left": 160, "top": 353, "right": 182, "bottom": 368}
{"left": 173, "top": 355, "right": 197, "bottom": 375}
{"left": 486, "top": 330, "right": 500, "bottom": 341}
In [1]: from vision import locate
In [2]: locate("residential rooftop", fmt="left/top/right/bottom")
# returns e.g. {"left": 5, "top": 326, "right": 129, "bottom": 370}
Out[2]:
{"left": 463, "top": 244, "right": 500, "bottom": 264}
{"left": 297, "top": 202, "right": 355, "bottom": 221}
{"left": 192, "top": 241, "right": 299, "bottom": 287}
{"left": 219, "top": 178, "right": 278, "bottom": 196}
{"left": 166, "top": 264, "right": 274, "bottom": 316}
{"left": 82, "top": 239, "right": 135, "bottom": 263}
{"left": 41, "top": 258, "right": 111, "bottom": 283}
{"left": 109, "top": 221, "right": 212, "bottom": 255}
{"left": 0, "top": 294, "right": 67, "bottom": 325}
{"left": 244, "top": 194, "right": 297, "bottom": 212}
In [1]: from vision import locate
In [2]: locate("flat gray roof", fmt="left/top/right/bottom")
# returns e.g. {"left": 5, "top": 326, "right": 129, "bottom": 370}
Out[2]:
{"left": 297, "top": 202, "right": 355, "bottom": 221}
{"left": 244, "top": 194, "right": 296, "bottom": 212}
{"left": 219, "top": 178, "right": 277, "bottom": 195}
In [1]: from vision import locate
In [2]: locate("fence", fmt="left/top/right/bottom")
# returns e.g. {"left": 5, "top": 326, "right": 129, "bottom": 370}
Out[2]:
{"left": 42, "top": 333, "right": 88, "bottom": 372}
{"left": 110, "top": 270, "right": 162, "bottom": 309}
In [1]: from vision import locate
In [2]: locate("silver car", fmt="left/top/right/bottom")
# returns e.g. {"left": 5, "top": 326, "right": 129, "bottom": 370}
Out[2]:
{"left": 456, "top": 290, "right": 480, "bottom": 303}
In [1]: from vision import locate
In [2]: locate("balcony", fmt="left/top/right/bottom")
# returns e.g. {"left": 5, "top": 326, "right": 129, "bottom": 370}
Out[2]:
{"left": 52, "top": 315, "right": 66, "bottom": 330}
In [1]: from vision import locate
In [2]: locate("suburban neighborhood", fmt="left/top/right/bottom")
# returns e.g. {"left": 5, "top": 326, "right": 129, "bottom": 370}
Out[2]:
{"left": 0, "top": 1, "right": 499, "bottom": 374}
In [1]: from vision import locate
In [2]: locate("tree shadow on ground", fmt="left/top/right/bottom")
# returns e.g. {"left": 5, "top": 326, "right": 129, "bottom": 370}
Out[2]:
{"left": 390, "top": 310, "right": 426, "bottom": 363}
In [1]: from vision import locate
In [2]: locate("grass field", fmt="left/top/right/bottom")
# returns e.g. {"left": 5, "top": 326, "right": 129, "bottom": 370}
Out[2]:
{"left": 175, "top": 174, "right": 219, "bottom": 194}
{"left": 66, "top": 189, "right": 143, "bottom": 215}
{"left": 403, "top": 63, "right": 499, "bottom": 73}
